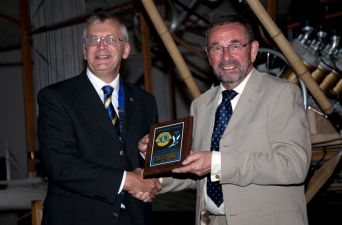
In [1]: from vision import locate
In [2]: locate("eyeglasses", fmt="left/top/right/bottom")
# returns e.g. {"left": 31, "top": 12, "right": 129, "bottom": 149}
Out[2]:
{"left": 83, "top": 35, "right": 124, "bottom": 46}
{"left": 207, "top": 41, "right": 253, "bottom": 55}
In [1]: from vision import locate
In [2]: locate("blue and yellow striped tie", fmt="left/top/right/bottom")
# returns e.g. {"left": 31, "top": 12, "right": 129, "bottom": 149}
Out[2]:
{"left": 102, "top": 85, "right": 120, "bottom": 134}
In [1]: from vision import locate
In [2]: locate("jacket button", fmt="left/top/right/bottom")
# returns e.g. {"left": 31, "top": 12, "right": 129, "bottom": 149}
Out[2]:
{"left": 215, "top": 174, "right": 221, "bottom": 179}
{"left": 119, "top": 150, "right": 124, "bottom": 156}
{"left": 113, "top": 212, "right": 119, "bottom": 218}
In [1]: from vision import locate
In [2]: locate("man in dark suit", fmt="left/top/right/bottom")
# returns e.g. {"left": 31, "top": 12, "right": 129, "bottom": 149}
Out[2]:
{"left": 38, "top": 12, "right": 160, "bottom": 225}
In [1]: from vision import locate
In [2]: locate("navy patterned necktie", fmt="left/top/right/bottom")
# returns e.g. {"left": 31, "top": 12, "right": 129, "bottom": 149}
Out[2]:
{"left": 102, "top": 85, "right": 120, "bottom": 135}
{"left": 207, "top": 89, "right": 237, "bottom": 207}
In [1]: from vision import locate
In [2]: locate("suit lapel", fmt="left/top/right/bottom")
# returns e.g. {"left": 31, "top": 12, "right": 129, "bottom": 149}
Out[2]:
{"left": 224, "top": 69, "right": 263, "bottom": 136}
{"left": 121, "top": 83, "right": 134, "bottom": 140}
{"left": 74, "top": 73, "right": 121, "bottom": 142}
{"left": 201, "top": 87, "right": 222, "bottom": 149}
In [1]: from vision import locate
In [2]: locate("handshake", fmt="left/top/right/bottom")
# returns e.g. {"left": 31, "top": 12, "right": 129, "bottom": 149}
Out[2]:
{"left": 124, "top": 168, "right": 161, "bottom": 203}
{"left": 123, "top": 135, "right": 161, "bottom": 203}
{"left": 124, "top": 133, "right": 211, "bottom": 203}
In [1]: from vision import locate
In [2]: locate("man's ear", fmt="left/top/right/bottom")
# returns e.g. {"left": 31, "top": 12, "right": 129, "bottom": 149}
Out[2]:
{"left": 83, "top": 45, "right": 87, "bottom": 60}
{"left": 250, "top": 41, "right": 259, "bottom": 62}
{"left": 122, "top": 42, "right": 131, "bottom": 59}
{"left": 206, "top": 50, "right": 212, "bottom": 66}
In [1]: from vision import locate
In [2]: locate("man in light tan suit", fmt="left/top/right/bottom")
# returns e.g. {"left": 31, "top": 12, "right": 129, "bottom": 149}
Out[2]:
{"left": 140, "top": 15, "right": 311, "bottom": 225}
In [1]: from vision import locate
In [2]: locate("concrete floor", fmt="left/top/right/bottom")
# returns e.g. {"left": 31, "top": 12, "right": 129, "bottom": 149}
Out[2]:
{"left": 153, "top": 189, "right": 342, "bottom": 225}
{"left": 10, "top": 188, "right": 342, "bottom": 225}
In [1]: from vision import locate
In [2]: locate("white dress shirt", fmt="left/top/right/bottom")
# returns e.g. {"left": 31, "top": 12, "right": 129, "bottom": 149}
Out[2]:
{"left": 86, "top": 69, "right": 126, "bottom": 196}
{"left": 205, "top": 72, "right": 252, "bottom": 215}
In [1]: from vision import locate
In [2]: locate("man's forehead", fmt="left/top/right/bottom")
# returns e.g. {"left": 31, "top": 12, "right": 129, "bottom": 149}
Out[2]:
{"left": 209, "top": 23, "right": 245, "bottom": 34}
{"left": 208, "top": 25, "right": 246, "bottom": 43}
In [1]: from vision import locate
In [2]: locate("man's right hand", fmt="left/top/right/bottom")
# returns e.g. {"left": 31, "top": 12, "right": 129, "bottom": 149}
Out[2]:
{"left": 124, "top": 168, "right": 161, "bottom": 202}
{"left": 172, "top": 151, "right": 212, "bottom": 176}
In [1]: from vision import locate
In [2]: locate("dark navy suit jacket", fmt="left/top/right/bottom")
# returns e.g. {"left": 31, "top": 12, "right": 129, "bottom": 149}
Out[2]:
{"left": 38, "top": 71, "right": 158, "bottom": 225}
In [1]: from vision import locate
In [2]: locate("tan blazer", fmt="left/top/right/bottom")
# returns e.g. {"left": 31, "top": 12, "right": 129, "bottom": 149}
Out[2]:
{"left": 162, "top": 68, "right": 311, "bottom": 225}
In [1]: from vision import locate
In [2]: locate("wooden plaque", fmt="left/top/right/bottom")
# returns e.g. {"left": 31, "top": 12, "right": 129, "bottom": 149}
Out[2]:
{"left": 143, "top": 116, "right": 193, "bottom": 178}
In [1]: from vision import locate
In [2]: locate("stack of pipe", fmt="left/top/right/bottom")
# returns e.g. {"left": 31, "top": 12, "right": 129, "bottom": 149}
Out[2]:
{"left": 289, "top": 27, "right": 319, "bottom": 82}
{"left": 245, "top": 0, "right": 341, "bottom": 133}
{"left": 289, "top": 24, "right": 341, "bottom": 97}
{"left": 331, "top": 56, "right": 342, "bottom": 96}
{"left": 319, "top": 36, "right": 342, "bottom": 96}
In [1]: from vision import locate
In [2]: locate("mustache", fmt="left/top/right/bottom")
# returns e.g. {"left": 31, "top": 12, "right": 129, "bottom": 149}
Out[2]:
{"left": 219, "top": 60, "right": 240, "bottom": 68}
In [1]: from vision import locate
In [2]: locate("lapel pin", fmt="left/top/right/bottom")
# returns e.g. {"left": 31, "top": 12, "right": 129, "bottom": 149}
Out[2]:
{"left": 129, "top": 97, "right": 133, "bottom": 102}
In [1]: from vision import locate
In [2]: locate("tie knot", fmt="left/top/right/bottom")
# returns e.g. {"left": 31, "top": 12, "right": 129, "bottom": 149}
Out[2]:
{"left": 222, "top": 89, "right": 237, "bottom": 102}
{"left": 102, "top": 85, "right": 114, "bottom": 96}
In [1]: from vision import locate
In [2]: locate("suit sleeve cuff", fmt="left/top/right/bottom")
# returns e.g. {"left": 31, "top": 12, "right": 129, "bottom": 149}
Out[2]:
{"left": 211, "top": 151, "right": 221, "bottom": 181}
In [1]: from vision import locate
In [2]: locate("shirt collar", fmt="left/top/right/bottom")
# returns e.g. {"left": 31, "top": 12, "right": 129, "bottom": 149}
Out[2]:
{"left": 86, "top": 68, "right": 120, "bottom": 103}
{"left": 219, "top": 70, "right": 252, "bottom": 94}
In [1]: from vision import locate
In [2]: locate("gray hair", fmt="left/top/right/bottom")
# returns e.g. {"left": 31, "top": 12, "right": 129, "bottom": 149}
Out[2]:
{"left": 206, "top": 15, "right": 255, "bottom": 45}
{"left": 83, "top": 12, "right": 129, "bottom": 42}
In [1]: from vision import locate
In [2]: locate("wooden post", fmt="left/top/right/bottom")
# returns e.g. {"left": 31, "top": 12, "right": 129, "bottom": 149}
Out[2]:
{"left": 20, "top": 0, "right": 36, "bottom": 175}
{"left": 305, "top": 151, "right": 342, "bottom": 203}
{"left": 139, "top": 12, "right": 153, "bottom": 93}
{"left": 31, "top": 200, "right": 43, "bottom": 225}
{"left": 141, "top": 0, "right": 201, "bottom": 99}
{"left": 266, "top": 0, "right": 277, "bottom": 21}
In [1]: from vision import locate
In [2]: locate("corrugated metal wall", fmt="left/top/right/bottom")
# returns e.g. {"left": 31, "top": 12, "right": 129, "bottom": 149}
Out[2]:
{"left": 30, "top": 0, "right": 85, "bottom": 94}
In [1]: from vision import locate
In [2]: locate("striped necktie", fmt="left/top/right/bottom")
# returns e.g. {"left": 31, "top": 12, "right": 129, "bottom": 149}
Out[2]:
{"left": 102, "top": 85, "right": 120, "bottom": 134}
{"left": 207, "top": 89, "right": 237, "bottom": 207}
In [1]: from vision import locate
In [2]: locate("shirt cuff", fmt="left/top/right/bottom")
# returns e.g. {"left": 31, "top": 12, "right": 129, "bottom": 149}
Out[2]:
{"left": 118, "top": 171, "right": 126, "bottom": 194}
{"left": 211, "top": 151, "right": 221, "bottom": 182}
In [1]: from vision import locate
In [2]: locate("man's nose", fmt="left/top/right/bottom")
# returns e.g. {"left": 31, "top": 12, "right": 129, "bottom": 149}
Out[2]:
{"left": 97, "top": 38, "right": 107, "bottom": 48}
{"left": 222, "top": 47, "right": 233, "bottom": 59}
